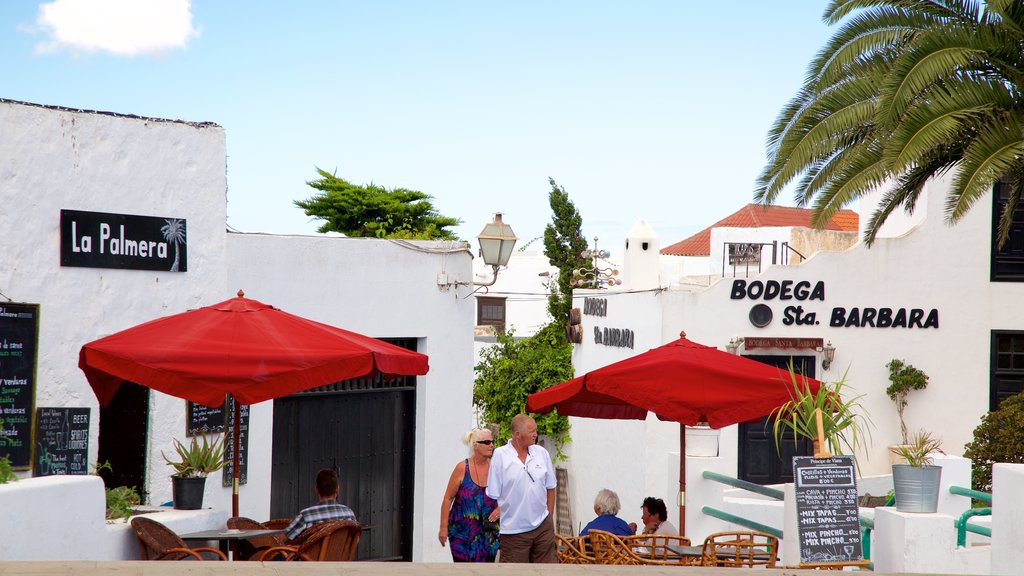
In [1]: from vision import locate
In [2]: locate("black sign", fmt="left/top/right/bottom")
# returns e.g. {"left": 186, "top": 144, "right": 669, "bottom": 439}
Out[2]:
{"left": 793, "top": 456, "right": 863, "bottom": 565}
{"left": 33, "top": 407, "right": 90, "bottom": 476}
{"left": 187, "top": 401, "right": 227, "bottom": 435}
{"left": 222, "top": 397, "right": 248, "bottom": 487}
{"left": 0, "top": 303, "right": 39, "bottom": 469}
{"left": 60, "top": 209, "right": 187, "bottom": 272}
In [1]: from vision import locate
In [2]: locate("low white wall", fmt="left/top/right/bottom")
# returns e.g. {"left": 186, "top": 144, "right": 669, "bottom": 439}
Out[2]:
{"left": 0, "top": 475, "right": 227, "bottom": 560}
{"left": 991, "top": 463, "right": 1024, "bottom": 575}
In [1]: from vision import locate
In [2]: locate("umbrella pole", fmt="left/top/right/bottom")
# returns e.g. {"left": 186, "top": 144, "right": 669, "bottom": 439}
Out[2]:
{"left": 232, "top": 397, "right": 240, "bottom": 518}
{"left": 679, "top": 424, "right": 686, "bottom": 535}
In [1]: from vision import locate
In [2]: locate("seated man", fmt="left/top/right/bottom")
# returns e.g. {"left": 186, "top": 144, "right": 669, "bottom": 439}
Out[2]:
{"left": 579, "top": 489, "right": 633, "bottom": 537}
{"left": 284, "top": 468, "right": 357, "bottom": 541}
{"left": 628, "top": 496, "right": 678, "bottom": 536}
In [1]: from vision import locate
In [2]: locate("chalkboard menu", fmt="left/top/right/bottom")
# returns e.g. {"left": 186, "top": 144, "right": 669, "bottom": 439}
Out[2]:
{"left": 187, "top": 400, "right": 227, "bottom": 435}
{"left": 33, "top": 407, "right": 90, "bottom": 476}
{"left": 222, "top": 397, "right": 249, "bottom": 487}
{"left": 0, "top": 303, "right": 39, "bottom": 469}
{"left": 793, "top": 455, "right": 863, "bottom": 565}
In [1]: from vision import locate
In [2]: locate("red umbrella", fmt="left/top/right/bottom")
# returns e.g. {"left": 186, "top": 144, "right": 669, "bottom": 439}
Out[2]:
{"left": 526, "top": 335, "right": 821, "bottom": 534}
{"left": 80, "top": 290, "right": 430, "bottom": 516}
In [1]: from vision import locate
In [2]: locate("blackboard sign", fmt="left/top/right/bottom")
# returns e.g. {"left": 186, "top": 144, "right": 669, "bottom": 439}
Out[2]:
{"left": 793, "top": 455, "right": 863, "bottom": 565}
{"left": 0, "top": 303, "right": 39, "bottom": 469}
{"left": 187, "top": 400, "right": 227, "bottom": 435}
{"left": 33, "top": 407, "right": 90, "bottom": 476}
{"left": 60, "top": 209, "right": 188, "bottom": 272}
{"left": 222, "top": 397, "right": 249, "bottom": 487}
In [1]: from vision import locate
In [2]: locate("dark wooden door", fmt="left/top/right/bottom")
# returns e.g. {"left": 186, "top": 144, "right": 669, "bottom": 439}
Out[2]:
{"left": 97, "top": 382, "right": 149, "bottom": 499}
{"left": 270, "top": 366, "right": 417, "bottom": 561}
{"left": 737, "top": 355, "right": 815, "bottom": 485}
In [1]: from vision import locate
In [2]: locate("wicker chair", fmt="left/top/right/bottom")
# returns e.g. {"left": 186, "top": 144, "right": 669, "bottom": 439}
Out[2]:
{"left": 701, "top": 531, "right": 779, "bottom": 568}
{"left": 587, "top": 530, "right": 645, "bottom": 565}
{"left": 130, "top": 517, "right": 227, "bottom": 561}
{"left": 255, "top": 519, "right": 362, "bottom": 561}
{"left": 556, "top": 534, "right": 594, "bottom": 564}
{"left": 226, "top": 516, "right": 289, "bottom": 561}
{"left": 627, "top": 534, "right": 700, "bottom": 566}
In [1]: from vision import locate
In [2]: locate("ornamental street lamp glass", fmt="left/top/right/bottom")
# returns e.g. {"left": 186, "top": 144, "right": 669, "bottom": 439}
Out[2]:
{"left": 477, "top": 213, "right": 517, "bottom": 267}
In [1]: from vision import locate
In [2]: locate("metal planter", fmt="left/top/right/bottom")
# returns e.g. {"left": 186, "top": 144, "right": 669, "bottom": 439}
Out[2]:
{"left": 892, "top": 464, "right": 942, "bottom": 513}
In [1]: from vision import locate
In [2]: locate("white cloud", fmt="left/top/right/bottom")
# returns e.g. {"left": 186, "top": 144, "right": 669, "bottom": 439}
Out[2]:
{"left": 34, "top": 0, "right": 199, "bottom": 56}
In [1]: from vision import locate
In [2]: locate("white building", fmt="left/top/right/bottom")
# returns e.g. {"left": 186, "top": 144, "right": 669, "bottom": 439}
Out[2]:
{"left": 561, "top": 171, "right": 1018, "bottom": 546}
{"left": 0, "top": 98, "right": 477, "bottom": 561}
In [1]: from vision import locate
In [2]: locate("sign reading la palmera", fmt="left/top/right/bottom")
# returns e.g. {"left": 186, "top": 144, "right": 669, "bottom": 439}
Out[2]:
{"left": 731, "top": 279, "right": 938, "bottom": 329}
{"left": 70, "top": 221, "right": 169, "bottom": 258}
{"left": 60, "top": 209, "right": 187, "bottom": 272}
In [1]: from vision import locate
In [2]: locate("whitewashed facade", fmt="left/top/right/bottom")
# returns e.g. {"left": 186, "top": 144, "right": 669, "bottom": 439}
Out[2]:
{"left": 0, "top": 99, "right": 476, "bottom": 561}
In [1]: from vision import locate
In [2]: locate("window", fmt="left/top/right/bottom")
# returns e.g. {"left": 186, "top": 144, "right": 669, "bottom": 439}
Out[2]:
{"left": 991, "top": 331, "right": 1024, "bottom": 410}
{"left": 991, "top": 182, "right": 1024, "bottom": 281}
{"left": 476, "top": 297, "right": 506, "bottom": 331}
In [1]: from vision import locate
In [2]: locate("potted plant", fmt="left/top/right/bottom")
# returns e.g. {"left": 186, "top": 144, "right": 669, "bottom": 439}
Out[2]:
{"left": 162, "top": 435, "right": 227, "bottom": 510}
{"left": 770, "top": 368, "right": 873, "bottom": 459}
{"left": 890, "top": 430, "right": 943, "bottom": 513}
{"left": 885, "top": 359, "right": 929, "bottom": 462}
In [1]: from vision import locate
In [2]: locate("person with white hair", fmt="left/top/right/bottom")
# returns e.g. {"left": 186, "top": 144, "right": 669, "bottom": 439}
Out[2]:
{"left": 438, "top": 427, "right": 500, "bottom": 562}
{"left": 579, "top": 488, "right": 633, "bottom": 537}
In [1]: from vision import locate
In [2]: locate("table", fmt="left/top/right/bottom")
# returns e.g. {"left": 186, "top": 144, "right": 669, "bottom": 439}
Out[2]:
{"left": 179, "top": 528, "right": 286, "bottom": 560}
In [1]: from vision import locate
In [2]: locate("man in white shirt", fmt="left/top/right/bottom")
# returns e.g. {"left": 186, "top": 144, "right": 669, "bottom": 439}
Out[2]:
{"left": 485, "top": 414, "right": 557, "bottom": 563}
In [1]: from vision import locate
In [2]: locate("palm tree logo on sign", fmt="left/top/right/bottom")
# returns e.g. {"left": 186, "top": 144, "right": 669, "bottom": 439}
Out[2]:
{"left": 160, "top": 219, "right": 186, "bottom": 272}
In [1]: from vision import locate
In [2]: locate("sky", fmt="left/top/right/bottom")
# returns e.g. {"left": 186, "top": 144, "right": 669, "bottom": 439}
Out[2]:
{"left": 1, "top": 1, "right": 840, "bottom": 254}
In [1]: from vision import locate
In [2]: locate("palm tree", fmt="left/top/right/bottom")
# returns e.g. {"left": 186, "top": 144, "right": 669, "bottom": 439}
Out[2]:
{"left": 756, "top": 0, "right": 1024, "bottom": 246}
{"left": 161, "top": 219, "right": 186, "bottom": 272}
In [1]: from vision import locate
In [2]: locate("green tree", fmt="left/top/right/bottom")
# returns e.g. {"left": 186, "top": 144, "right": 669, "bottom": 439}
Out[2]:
{"left": 543, "top": 178, "right": 590, "bottom": 325}
{"left": 757, "top": 1, "right": 1024, "bottom": 246}
{"left": 473, "top": 324, "right": 572, "bottom": 456}
{"left": 295, "top": 168, "right": 460, "bottom": 239}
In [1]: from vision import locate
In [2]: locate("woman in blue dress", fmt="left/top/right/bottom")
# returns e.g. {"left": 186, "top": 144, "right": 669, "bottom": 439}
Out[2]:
{"left": 438, "top": 428, "right": 500, "bottom": 562}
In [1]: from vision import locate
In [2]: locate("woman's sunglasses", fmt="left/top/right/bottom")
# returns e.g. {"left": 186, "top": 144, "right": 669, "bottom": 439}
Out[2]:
{"left": 475, "top": 440, "right": 494, "bottom": 445}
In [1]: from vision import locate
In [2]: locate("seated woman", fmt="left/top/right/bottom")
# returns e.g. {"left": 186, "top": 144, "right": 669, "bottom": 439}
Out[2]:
{"left": 638, "top": 496, "right": 677, "bottom": 535}
{"left": 579, "top": 489, "right": 634, "bottom": 536}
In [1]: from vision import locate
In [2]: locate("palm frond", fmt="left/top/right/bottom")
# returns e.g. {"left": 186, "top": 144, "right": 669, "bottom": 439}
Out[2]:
{"left": 947, "top": 114, "right": 1024, "bottom": 222}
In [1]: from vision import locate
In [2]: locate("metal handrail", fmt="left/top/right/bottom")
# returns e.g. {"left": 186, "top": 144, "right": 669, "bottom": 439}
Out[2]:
{"left": 955, "top": 508, "right": 992, "bottom": 547}
{"left": 702, "top": 471, "right": 785, "bottom": 500}
{"left": 949, "top": 485, "right": 992, "bottom": 504}
{"left": 700, "top": 506, "right": 783, "bottom": 539}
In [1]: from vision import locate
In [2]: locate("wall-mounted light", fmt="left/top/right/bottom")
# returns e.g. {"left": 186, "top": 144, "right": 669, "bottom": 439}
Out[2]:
{"left": 439, "top": 213, "right": 517, "bottom": 291}
{"left": 725, "top": 337, "right": 744, "bottom": 355}
{"left": 821, "top": 340, "right": 836, "bottom": 370}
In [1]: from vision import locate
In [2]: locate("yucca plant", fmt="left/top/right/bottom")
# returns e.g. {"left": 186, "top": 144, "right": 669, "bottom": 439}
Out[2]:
{"left": 770, "top": 368, "right": 873, "bottom": 458}
{"left": 162, "top": 435, "right": 227, "bottom": 478}
{"left": 890, "top": 430, "right": 943, "bottom": 468}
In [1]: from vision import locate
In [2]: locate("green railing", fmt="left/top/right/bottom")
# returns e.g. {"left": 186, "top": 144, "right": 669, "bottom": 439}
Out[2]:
{"left": 700, "top": 506, "right": 783, "bottom": 539}
{"left": 702, "top": 471, "right": 784, "bottom": 500}
{"left": 949, "top": 485, "right": 993, "bottom": 547}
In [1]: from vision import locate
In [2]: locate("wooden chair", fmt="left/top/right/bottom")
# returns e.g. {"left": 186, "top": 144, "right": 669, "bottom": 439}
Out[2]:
{"left": 701, "top": 530, "right": 779, "bottom": 568}
{"left": 130, "top": 517, "right": 227, "bottom": 561}
{"left": 627, "top": 534, "right": 700, "bottom": 566}
{"left": 587, "top": 530, "right": 645, "bottom": 565}
{"left": 556, "top": 534, "right": 594, "bottom": 564}
{"left": 255, "top": 519, "right": 362, "bottom": 561}
{"left": 226, "top": 516, "right": 289, "bottom": 561}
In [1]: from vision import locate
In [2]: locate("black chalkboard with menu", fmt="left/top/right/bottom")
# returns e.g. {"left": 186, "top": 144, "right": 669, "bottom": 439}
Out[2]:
{"left": 187, "top": 400, "right": 227, "bottom": 435}
{"left": 222, "top": 397, "right": 249, "bottom": 487}
{"left": 0, "top": 303, "right": 39, "bottom": 469}
{"left": 793, "top": 455, "right": 863, "bottom": 565}
{"left": 33, "top": 407, "right": 90, "bottom": 476}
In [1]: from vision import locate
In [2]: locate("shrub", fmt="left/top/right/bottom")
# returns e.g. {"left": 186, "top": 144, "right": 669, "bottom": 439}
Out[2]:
{"left": 0, "top": 455, "right": 16, "bottom": 484}
{"left": 963, "top": 393, "right": 1024, "bottom": 492}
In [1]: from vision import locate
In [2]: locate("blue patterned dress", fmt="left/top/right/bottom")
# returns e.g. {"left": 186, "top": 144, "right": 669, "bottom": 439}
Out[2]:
{"left": 447, "top": 459, "right": 499, "bottom": 562}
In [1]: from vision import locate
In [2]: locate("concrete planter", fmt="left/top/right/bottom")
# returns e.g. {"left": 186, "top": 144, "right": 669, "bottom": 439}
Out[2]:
{"left": 685, "top": 425, "right": 720, "bottom": 457}
{"left": 892, "top": 464, "right": 942, "bottom": 513}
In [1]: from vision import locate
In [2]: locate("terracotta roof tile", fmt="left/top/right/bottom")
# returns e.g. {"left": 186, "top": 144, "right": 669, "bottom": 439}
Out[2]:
{"left": 660, "top": 204, "right": 859, "bottom": 256}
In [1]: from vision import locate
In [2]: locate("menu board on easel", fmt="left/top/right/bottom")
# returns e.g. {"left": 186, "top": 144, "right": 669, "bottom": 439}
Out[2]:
{"left": 33, "top": 407, "right": 90, "bottom": 476}
{"left": 221, "top": 396, "right": 248, "bottom": 487}
{"left": 793, "top": 455, "right": 863, "bottom": 565}
{"left": 0, "top": 303, "right": 39, "bottom": 469}
{"left": 186, "top": 400, "right": 226, "bottom": 435}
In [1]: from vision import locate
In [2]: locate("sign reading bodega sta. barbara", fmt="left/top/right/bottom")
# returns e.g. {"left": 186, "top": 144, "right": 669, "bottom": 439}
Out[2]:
{"left": 60, "top": 209, "right": 187, "bottom": 272}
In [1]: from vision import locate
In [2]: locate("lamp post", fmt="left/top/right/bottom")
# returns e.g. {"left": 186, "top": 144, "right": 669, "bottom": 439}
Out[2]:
{"left": 438, "top": 213, "right": 517, "bottom": 291}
